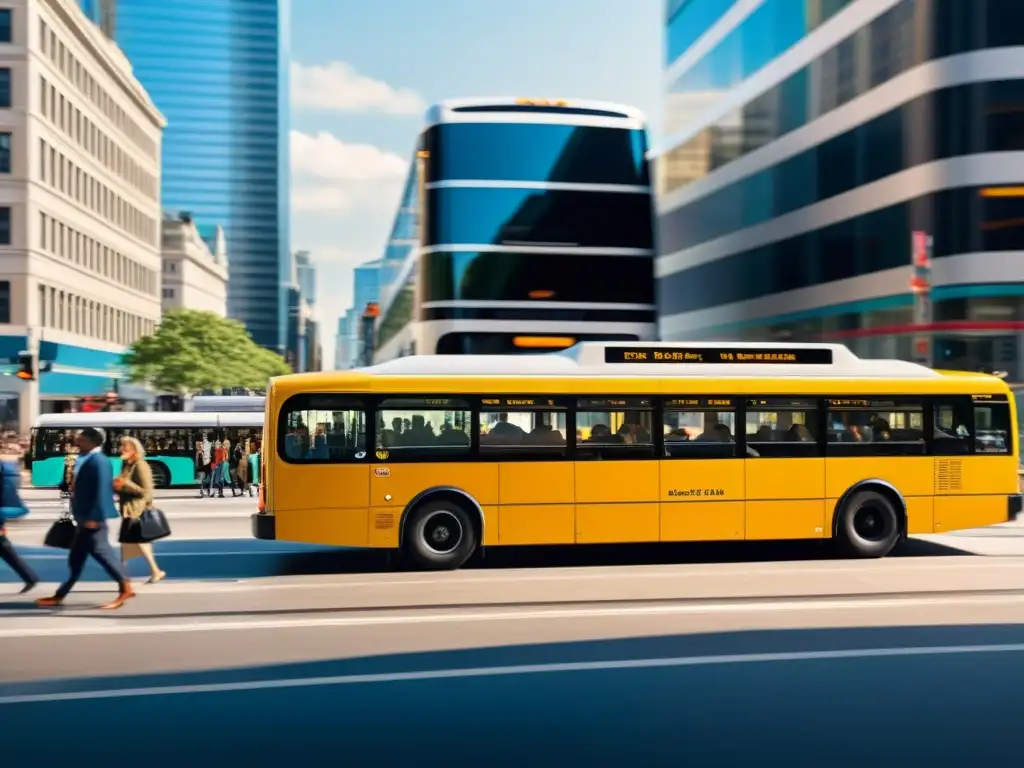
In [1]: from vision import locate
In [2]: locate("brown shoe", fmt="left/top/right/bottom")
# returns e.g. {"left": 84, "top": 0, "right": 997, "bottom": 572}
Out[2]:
{"left": 100, "top": 584, "right": 136, "bottom": 610}
{"left": 35, "top": 595, "right": 64, "bottom": 607}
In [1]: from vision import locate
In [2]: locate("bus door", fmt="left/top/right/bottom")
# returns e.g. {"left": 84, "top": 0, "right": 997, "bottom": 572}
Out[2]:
{"left": 743, "top": 398, "right": 826, "bottom": 539}
{"left": 272, "top": 395, "right": 370, "bottom": 546}
{"left": 659, "top": 398, "right": 745, "bottom": 541}
{"left": 573, "top": 398, "right": 660, "bottom": 544}
{"left": 931, "top": 394, "right": 1017, "bottom": 532}
{"left": 484, "top": 398, "right": 572, "bottom": 546}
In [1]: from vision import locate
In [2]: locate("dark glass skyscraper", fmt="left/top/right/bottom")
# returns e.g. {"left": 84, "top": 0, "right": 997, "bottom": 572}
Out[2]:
{"left": 657, "top": 0, "right": 1024, "bottom": 378}
{"left": 89, "top": 0, "right": 291, "bottom": 351}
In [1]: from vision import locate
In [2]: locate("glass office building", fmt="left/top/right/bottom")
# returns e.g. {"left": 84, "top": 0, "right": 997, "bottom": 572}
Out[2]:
{"left": 657, "top": 0, "right": 1024, "bottom": 379}
{"left": 96, "top": 0, "right": 291, "bottom": 352}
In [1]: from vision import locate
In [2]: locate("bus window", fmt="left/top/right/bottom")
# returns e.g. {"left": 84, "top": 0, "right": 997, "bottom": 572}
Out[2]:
{"left": 279, "top": 395, "right": 367, "bottom": 462}
{"left": 575, "top": 397, "right": 655, "bottom": 459}
{"left": 745, "top": 398, "right": 820, "bottom": 458}
{"left": 974, "top": 398, "right": 1011, "bottom": 454}
{"left": 478, "top": 397, "right": 568, "bottom": 459}
{"left": 377, "top": 397, "right": 471, "bottom": 459}
{"left": 662, "top": 397, "right": 737, "bottom": 458}
{"left": 37, "top": 428, "right": 75, "bottom": 456}
{"left": 933, "top": 397, "right": 973, "bottom": 456}
{"left": 825, "top": 399, "right": 925, "bottom": 456}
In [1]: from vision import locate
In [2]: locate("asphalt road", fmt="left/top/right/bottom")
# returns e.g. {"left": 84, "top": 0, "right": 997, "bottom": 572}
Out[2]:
{"left": 5, "top": 492, "right": 1024, "bottom": 763}
{"left": 1, "top": 560, "right": 1024, "bottom": 764}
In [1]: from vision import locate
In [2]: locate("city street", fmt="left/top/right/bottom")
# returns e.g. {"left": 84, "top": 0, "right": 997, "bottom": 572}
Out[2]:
{"left": 2, "top": 556, "right": 1024, "bottom": 764}
{"left": 4, "top": 491, "right": 1024, "bottom": 764}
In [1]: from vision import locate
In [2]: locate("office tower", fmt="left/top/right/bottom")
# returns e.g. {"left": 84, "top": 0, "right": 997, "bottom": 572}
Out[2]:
{"left": 160, "top": 212, "right": 229, "bottom": 317}
{"left": 1, "top": 0, "right": 164, "bottom": 430}
{"left": 657, "top": 0, "right": 1024, "bottom": 377}
{"left": 99, "top": 0, "right": 291, "bottom": 352}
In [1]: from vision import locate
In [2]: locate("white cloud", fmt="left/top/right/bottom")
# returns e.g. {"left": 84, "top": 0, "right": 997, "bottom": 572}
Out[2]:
{"left": 291, "top": 61, "right": 426, "bottom": 115}
{"left": 291, "top": 130, "right": 407, "bottom": 181}
{"left": 290, "top": 130, "right": 407, "bottom": 213}
{"left": 291, "top": 186, "right": 353, "bottom": 212}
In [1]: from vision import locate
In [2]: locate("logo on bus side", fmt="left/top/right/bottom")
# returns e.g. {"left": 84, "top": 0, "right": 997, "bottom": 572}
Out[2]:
{"left": 374, "top": 468, "right": 390, "bottom": 477}
{"left": 668, "top": 488, "right": 725, "bottom": 497}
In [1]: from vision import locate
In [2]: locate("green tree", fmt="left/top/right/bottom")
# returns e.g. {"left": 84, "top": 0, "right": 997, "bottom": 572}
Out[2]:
{"left": 122, "top": 309, "right": 292, "bottom": 393}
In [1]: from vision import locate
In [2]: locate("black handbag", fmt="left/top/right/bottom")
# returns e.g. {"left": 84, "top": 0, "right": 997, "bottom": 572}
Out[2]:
{"left": 119, "top": 507, "right": 171, "bottom": 544}
{"left": 44, "top": 513, "right": 78, "bottom": 549}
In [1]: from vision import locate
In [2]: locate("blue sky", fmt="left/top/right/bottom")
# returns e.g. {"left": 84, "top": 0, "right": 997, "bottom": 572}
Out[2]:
{"left": 289, "top": 0, "right": 662, "bottom": 356}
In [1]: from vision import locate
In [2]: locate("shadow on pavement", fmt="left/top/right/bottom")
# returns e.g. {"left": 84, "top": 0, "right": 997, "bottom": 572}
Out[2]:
{"left": 2, "top": 623, "right": 1024, "bottom": 765}
{"left": 0, "top": 535, "right": 976, "bottom": 584}
{"left": 464, "top": 536, "right": 973, "bottom": 571}
{"left": 152, "top": 536, "right": 976, "bottom": 577}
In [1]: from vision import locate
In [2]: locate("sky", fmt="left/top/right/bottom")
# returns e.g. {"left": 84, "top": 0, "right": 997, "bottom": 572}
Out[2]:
{"left": 289, "top": 0, "right": 663, "bottom": 360}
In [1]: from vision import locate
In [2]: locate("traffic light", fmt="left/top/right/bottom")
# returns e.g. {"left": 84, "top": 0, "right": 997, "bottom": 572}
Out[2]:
{"left": 15, "top": 352, "right": 36, "bottom": 381}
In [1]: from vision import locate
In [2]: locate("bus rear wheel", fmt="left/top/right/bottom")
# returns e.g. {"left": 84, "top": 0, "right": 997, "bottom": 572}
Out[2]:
{"left": 149, "top": 462, "right": 169, "bottom": 489}
{"left": 403, "top": 499, "right": 478, "bottom": 570}
{"left": 836, "top": 490, "right": 900, "bottom": 558}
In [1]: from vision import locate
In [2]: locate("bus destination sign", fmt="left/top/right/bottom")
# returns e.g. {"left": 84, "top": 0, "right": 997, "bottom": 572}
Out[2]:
{"left": 604, "top": 347, "right": 834, "bottom": 365}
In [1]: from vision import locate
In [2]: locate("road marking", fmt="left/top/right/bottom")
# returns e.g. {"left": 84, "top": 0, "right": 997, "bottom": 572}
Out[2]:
{"left": 2, "top": 642, "right": 1024, "bottom": 704}
{"left": 2, "top": 592, "right": 1024, "bottom": 638}
{"left": 6, "top": 557, "right": 1024, "bottom": 592}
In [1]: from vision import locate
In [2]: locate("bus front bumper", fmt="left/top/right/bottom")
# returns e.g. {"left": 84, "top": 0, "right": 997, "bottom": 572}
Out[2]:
{"left": 251, "top": 513, "right": 276, "bottom": 540}
{"left": 1009, "top": 494, "right": 1023, "bottom": 521}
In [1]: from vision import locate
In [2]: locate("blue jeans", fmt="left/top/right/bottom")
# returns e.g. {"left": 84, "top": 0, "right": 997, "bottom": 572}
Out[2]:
{"left": 56, "top": 524, "right": 126, "bottom": 598}
{"left": 208, "top": 465, "right": 224, "bottom": 494}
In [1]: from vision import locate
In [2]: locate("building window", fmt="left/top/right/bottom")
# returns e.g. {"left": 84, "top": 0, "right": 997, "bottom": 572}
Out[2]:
{"left": 0, "top": 281, "right": 9, "bottom": 323}
{"left": 0, "top": 10, "right": 11, "bottom": 44}
{"left": 0, "top": 207, "right": 10, "bottom": 245}
{"left": 0, "top": 132, "right": 9, "bottom": 173}
{"left": 0, "top": 69, "right": 10, "bottom": 108}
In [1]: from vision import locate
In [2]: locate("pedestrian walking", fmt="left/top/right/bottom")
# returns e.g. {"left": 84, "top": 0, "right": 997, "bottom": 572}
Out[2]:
{"left": 210, "top": 438, "right": 227, "bottom": 498}
{"left": 194, "top": 439, "right": 207, "bottom": 497}
{"left": 201, "top": 434, "right": 213, "bottom": 496}
{"left": 238, "top": 438, "right": 254, "bottom": 497}
{"left": 36, "top": 427, "right": 135, "bottom": 609}
{"left": 114, "top": 436, "right": 166, "bottom": 584}
{"left": 0, "top": 459, "right": 39, "bottom": 593}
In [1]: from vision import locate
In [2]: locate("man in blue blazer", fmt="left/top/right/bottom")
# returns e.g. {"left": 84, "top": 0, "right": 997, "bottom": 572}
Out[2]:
{"left": 37, "top": 427, "right": 135, "bottom": 609}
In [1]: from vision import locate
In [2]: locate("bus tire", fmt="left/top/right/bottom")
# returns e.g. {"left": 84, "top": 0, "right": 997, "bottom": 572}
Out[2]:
{"left": 149, "top": 462, "right": 170, "bottom": 489}
{"left": 836, "top": 490, "right": 900, "bottom": 558}
{"left": 402, "top": 499, "right": 478, "bottom": 570}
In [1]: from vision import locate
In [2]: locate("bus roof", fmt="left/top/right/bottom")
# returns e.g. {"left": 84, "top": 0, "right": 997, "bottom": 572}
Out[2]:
{"left": 34, "top": 411, "right": 264, "bottom": 429}
{"left": 425, "top": 97, "right": 646, "bottom": 128}
{"left": 189, "top": 395, "right": 266, "bottom": 413}
{"left": 268, "top": 342, "right": 1011, "bottom": 396}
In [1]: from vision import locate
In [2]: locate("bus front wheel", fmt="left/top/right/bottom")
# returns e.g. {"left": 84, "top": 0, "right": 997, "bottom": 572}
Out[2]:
{"left": 402, "top": 499, "right": 478, "bottom": 570}
{"left": 836, "top": 490, "right": 900, "bottom": 558}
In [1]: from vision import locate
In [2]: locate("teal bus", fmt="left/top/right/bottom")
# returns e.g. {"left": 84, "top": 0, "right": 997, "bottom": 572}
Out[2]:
{"left": 28, "top": 411, "right": 263, "bottom": 489}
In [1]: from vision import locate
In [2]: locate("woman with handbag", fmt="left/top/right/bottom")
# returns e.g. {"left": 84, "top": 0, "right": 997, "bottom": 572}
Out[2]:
{"left": 113, "top": 436, "right": 166, "bottom": 584}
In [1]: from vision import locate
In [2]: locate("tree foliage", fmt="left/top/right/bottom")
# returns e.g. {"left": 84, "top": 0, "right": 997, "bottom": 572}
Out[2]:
{"left": 122, "top": 309, "right": 292, "bottom": 393}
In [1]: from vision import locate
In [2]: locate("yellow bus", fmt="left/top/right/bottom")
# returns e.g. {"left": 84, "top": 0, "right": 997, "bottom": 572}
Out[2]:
{"left": 252, "top": 342, "right": 1022, "bottom": 569}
